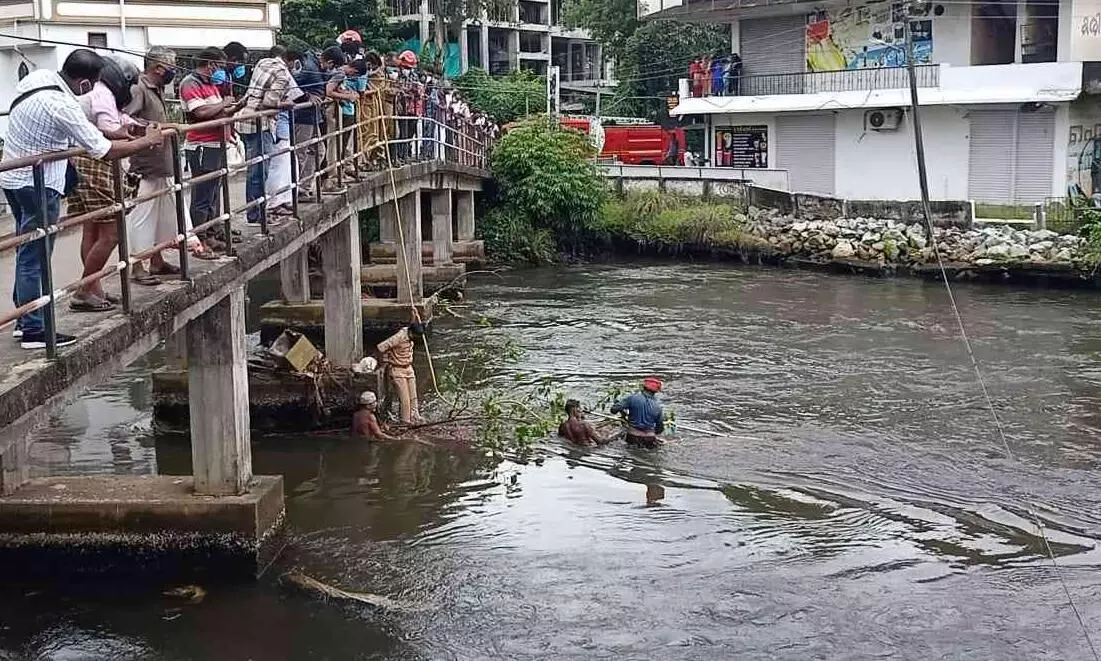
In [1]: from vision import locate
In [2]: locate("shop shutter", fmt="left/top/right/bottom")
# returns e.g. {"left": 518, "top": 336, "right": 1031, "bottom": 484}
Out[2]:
{"left": 968, "top": 108, "right": 1055, "bottom": 204}
{"left": 775, "top": 113, "right": 836, "bottom": 195}
{"left": 968, "top": 110, "right": 1016, "bottom": 203}
{"left": 740, "top": 16, "right": 806, "bottom": 94}
{"left": 1012, "top": 109, "right": 1055, "bottom": 203}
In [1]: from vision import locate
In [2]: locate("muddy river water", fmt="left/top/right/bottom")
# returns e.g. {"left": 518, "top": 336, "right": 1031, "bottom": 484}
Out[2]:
{"left": 4, "top": 262, "right": 1101, "bottom": 660}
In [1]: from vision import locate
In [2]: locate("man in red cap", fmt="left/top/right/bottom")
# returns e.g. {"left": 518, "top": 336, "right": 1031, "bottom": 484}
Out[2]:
{"left": 611, "top": 377, "right": 666, "bottom": 449}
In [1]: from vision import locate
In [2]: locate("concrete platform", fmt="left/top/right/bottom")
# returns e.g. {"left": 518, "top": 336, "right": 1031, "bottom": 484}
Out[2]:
{"left": 368, "top": 240, "right": 485, "bottom": 267}
{"left": 0, "top": 475, "right": 285, "bottom": 580}
{"left": 302, "top": 263, "right": 467, "bottom": 300}
{"left": 258, "top": 297, "right": 434, "bottom": 346}
{"left": 152, "top": 366, "right": 379, "bottom": 432}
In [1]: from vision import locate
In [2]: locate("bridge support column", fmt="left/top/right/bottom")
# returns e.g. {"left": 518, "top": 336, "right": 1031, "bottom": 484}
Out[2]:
{"left": 396, "top": 192, "right": 424, "bottom": 304}
{"left": 187, "top": 286, "right": 252, "bottom": 496}
{"left": 456, "top": 190, "right": 475, "bottom": 241}
{"left": 380, "top": 203, "right": 397, "bottom": 243}
{"left": 320, "top": 214, "right": 364, "bottom": 366}
{"left": 431, "top": 189, "right": 454, "bottom": 265}
{"left": 280, "top": 246, "right": 311, "bottom": 303}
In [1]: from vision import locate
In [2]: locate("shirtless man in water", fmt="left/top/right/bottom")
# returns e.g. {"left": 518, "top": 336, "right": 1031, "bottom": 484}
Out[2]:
{"left": 353, "top": 391, "right": 399, "bottom": 441}
{"left": 558, "top": 399, "right": 609, "bottom": 446}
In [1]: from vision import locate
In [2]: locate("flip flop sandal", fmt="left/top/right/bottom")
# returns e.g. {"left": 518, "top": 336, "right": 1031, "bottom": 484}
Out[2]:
{"left": 103, "top": 292, "right": 120, "bottom": 304}
{"left": 132, "top": 273, "right": 163, "bottom": 286}
{"left": 69, "top": 296, "right": 114, "bottom": 312}
{"left": 192, "top": 246, "right": 220, "bottom": 260}
{"left": 150, "top": 263, "right": 181, "bottom": 276}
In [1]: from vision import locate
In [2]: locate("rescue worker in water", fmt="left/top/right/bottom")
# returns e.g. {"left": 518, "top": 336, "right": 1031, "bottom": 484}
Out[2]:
{"left": 558, "top": 399, "right": 611, "bottom": 446}
{"left": 377, "top": 322, "right": 425, "bottom": 424}
{"left": 611, "top": 377, "right": 665, "bottom": 449}
{"left": 352, "top": 391, "right": 399, "bottom": 441}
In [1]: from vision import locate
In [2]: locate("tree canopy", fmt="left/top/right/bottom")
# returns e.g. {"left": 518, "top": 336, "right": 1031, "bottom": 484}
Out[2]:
{"left": 280, "top": 0, "right": 396, "bottom": 50}
{"left": 454, "top": 68, "right": 546, "bottom": 124}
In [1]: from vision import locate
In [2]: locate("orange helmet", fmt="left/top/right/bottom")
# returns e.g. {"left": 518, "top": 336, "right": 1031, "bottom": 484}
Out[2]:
{"left": 398, "top": 50, "right": 418, "bottom": 68}
{"left": 642, "top": 377, "right": 663, "bottom": 392}
{"left": 339, "top": 29, "right": 362, "bottom": 43}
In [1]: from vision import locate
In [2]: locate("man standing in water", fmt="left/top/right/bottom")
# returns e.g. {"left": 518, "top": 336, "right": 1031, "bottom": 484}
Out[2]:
{"left": 558, "top": 399, "right": 610, "bottom": 446}
{"left": 353, "top": 391, "right": 398, "bottom": 441}
{"left": 612, "top": 378, "right": 665, "bottom": 449}
{"left": 377, "top": 322, "right": 425, "bottom": 424}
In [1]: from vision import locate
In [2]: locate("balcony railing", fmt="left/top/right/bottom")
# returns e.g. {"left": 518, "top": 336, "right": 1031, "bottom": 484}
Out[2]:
{"left": 691, "top": 64, "right": 940, "bottom": 98}
{"left": 388, "top": 0, "right": 420, "bottom": 15}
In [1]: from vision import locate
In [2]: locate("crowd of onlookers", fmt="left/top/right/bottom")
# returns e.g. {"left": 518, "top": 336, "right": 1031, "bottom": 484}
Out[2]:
{"left": 0, "top": 30, "right": 498, "bottom": 350}
{"left": 689, "top": 53, "right": 743, "bottom": 97}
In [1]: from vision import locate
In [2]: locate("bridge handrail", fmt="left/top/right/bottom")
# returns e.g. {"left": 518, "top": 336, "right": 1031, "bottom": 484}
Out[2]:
{"left": 0, "top": 96, "right": 493, "bottom": 357}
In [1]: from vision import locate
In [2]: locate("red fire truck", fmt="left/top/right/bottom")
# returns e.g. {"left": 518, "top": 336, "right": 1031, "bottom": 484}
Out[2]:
{"left": 502, "top": 116, "right": 687, "bottom": 165}
{"left": 559, "top": 116, "right": 686, "bottom": 166}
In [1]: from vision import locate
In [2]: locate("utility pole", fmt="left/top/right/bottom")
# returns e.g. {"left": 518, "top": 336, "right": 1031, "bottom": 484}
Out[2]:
{"left": 547, "top": 65, "right": 560, "bottom": 126}
{"left": 904, "top": 4, "right": 934, "bottom": 242}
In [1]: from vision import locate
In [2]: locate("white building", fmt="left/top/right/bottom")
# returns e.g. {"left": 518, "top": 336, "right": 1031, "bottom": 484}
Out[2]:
{"left": 643, "top": 0, "right": 1101, "bottom": 206}
{"left": 0, "top": 0, "right": 280, "bottom": 111}
{"left": 386, "top": 0, "right": 613, "bottom": 86}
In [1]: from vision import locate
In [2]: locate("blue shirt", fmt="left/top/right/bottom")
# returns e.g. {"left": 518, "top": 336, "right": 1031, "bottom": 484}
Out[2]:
{"left": 611, "top": 392, "right": 663, "bottom": 433}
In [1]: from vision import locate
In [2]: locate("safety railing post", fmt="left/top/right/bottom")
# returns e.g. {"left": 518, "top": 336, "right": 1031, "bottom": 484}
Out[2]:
{"left": 169, "top": 134, "right": 190, "bottom": 282}
{"left": 219, "top": 133, "right": 235, "bottom": 257}
{"left": 336, "top": 108, "right": 345, "bottom": 189}
{"left": 254, "top": 116, "right": 269, "bottom": 234}
{"left": 288, "top": 110, "right": 299, "bottom": 220}
{"left": 313, "top": 104, "right": 324, "bottom": 201}
{"left": 32, "top": 165, "right": 57, "bottom": 358}
{"left": 110, "top": 160, "right": 133, "bottom": 313}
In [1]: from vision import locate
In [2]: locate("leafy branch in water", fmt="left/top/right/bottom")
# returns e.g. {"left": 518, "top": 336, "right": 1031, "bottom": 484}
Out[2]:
{"left": 432, "top": 319, "right": 566, "bottom": 460}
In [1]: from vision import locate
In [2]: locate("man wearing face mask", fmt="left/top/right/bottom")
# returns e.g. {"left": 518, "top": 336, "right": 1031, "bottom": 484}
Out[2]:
{"left": 178, "top": 47, "right": 245, "bottom": 253}
{"left": 222, "top": 41, "right": 251, "bottom": 93}
{"left": 0, "top": 49, "right": 163, "bottom": 350}
{"left": 126, "top": 46, "right": 210, "bottom": 274}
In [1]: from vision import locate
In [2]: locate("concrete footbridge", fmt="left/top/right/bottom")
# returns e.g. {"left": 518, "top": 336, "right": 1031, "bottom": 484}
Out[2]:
{"left": 0, "top": 103, "right": 490, "bottom": 578}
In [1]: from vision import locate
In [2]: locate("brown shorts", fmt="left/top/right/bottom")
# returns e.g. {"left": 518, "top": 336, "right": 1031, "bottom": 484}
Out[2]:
{"left": 625, "top": 433, "right": 659, "bottom": 449}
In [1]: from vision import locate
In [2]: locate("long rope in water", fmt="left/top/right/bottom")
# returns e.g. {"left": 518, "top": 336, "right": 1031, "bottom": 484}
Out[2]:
{"left": 905, "top": 69, "right": 1101, "bottom": 661}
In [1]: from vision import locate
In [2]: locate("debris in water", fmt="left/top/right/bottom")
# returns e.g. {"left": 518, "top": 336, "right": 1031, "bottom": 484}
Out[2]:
{"left": 281, "top": 570, "right": 424, "bottom": 612}
{"left": 163, "top": 585, "right": 207, "bottom": 604}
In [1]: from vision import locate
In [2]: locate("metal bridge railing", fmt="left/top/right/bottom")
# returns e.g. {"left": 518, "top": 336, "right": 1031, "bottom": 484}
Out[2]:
{"left": 0, "top": 94, "right": 492, "bottom": 358}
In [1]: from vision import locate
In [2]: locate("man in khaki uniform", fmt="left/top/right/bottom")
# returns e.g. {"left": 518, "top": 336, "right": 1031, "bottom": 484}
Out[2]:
{"left": 377, "top": 322, "right": 425, "bottom": 424}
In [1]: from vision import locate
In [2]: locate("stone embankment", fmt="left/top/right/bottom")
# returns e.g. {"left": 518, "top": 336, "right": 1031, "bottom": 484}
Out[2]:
{"left": 742, "top": 207, "right": 1087, "bottom": 269}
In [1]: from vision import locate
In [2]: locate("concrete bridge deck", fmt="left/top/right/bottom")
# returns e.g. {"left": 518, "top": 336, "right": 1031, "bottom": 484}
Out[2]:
{"left": 0, "top": 160, "right": 487, "bottom": 492}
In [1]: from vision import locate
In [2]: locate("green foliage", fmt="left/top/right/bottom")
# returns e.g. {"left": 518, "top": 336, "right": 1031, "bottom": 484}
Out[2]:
{"left": 561, "top": 0, "right": 640, "bottom": 62}
{"left": 279, "top": 0, "right": 396, "bottom": 51}
{"left": 489, "top": 119, "right": 606, "bottom": 254}
{"left": 477, "top": 207, "right": 556, "bottom": 265}
{"left": 454, "top": 68, "right": 546, "bottom": 124}
{"left": 1077, "top": 207, "right": 1101, "bottom": 268}
{"left": 594, "top": 191, "right": 770, "bottom": 252}
{"left": 611, "top": 20, "right": 729, "bottom": 120}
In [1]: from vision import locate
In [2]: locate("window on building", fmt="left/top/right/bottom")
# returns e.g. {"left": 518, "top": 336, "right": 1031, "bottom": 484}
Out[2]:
{"left": 88, "top": 32, "right": 108, "bottom": 48}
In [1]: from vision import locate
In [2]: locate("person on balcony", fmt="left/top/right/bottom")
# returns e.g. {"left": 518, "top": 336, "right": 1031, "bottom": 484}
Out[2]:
{"left": 689, "top": 57, "right": 704, "bottom": 97}
{"left": 0, "top": 49, "right": 161, "bottom": 350}
{"left": 711, "top": 55, "right": 725, "bottom": 96}
{"left": 724, "top": 54, "right": 742, "bottom": 95}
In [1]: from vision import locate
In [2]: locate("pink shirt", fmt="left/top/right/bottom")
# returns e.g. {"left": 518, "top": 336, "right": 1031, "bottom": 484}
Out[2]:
{"left": 79, "top": 81, "right": 133, "bottom": 133}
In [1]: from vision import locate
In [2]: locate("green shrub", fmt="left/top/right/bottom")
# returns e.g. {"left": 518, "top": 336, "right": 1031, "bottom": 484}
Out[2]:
{"left": 478, "top": 206, "right": 556, "bottom": 265}
{"left": 489, "top": 119, "right": 606, "bottom": 254}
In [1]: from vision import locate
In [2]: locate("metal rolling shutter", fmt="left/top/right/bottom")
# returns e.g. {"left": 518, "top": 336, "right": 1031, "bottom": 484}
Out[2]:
{"left": 740, "top": 16, "right": 806, "bottom": 94}
{"left": 1013, "top": 109, "right": 1055, "bottom": 203}
{"left": 967, "top": 109, "right": 1017, "bottom": 203}
{"left": 775, "top": 114, "right": 836, "bottom": 195}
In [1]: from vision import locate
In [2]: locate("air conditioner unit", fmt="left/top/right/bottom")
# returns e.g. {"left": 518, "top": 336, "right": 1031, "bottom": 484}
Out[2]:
{"left": 865, "top": 108, "right": 904, "bottom": 131}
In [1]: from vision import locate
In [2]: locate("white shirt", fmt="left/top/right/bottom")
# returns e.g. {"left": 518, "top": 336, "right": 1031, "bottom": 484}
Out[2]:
{"left": 0, "top": 70, "right": 113, "bottom": 193}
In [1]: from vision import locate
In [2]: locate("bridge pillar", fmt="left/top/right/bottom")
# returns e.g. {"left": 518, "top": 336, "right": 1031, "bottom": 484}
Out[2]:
{"left": 380, "top": 203, "right": 397, "bottom": 243}
{"left": 279, "top": 246, "right": 311, "bottom": 304}
{"left": 320, "top": 214, "right": 364, "bottom": 366}
{"left": 187, "top": 286, "right": 252, "bottom": 496}
{"left": 396, "top": 192, "right": 424, "bottom": 304}
{"left": 456, "top": 190, "right": 475, "bottom": 241}
{"left": 431, "top": 189, "right": 454, "bottom": 265}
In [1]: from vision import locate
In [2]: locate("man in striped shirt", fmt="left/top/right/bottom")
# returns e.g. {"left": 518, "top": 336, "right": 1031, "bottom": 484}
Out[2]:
{"left": 178, "top": 47, "right": 244, "bottom": 252}
{"left": 0, "top": 49, "right": 161, "bottom": 350}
